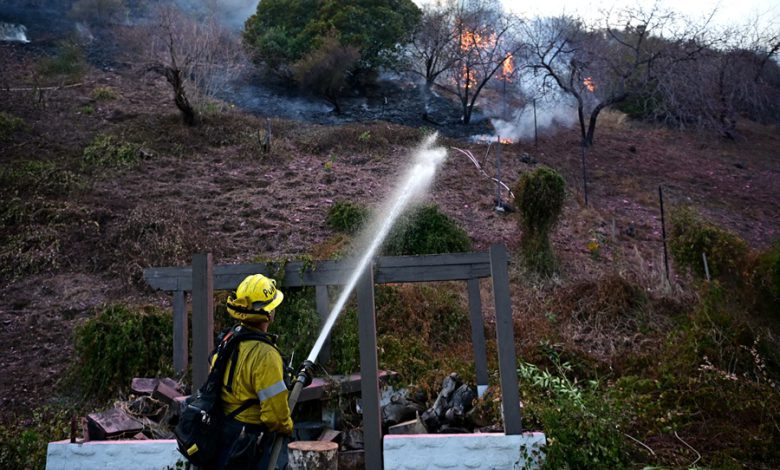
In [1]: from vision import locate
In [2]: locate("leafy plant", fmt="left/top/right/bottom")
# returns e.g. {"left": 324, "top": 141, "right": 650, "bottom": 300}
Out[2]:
{"left": 669, "top": 206, "right": 749, "bottom": 283}
{"left": 513, "top": 167, "right": 565, "bottom": 276}
{"left": 90, "top": 86, "right": 119, "bottom": 101}
{"left": 268, "top": 286, "right": 321, "bottom": 361}
{"left": 328, "top": 306, "right": 360, "bottom": 374}
{"left": 383, "top": 204, "right": 471, "bottom": 256}
{"left": 0, "top": 112, "right": 24, "bottom": 140}
{"left": 82, "top": 134, "right": 140, "bottom": 168}
{"left": 327, "top": 201, "right": 369, "bottom": 234}
{"left": 0, "top": 405, "right": 73, "bottom": 470}
{"left": 68, "top": 304, "right": 174, "bottom": 399}
{"left": 37, "top": 41, "right": 85, "bottom": 80}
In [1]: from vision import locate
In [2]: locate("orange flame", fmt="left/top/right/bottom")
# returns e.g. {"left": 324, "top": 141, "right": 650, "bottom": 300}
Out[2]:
{"left": 583, "top": 77, "right": 596, "bottom": 92}
{"left": 500, "top": 53, "right": 514, "bottom": 81}
{"left": 500, "top": 137, "right": 513, "bottom": 144}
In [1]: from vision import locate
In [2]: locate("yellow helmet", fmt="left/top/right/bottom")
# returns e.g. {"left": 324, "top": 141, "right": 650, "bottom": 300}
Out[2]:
{"left": 226, "top": 274, "right": 284, "bottom": 323}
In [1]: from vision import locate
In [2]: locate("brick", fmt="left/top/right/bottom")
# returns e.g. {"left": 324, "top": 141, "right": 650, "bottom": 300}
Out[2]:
{"left": 130, "top": 378, "right": 158, "bottom": 395}
{"left": 152, "top": 381, "right": 183, "bottom": 406}
{"left": 86, "top": 408, "right": 143, "bottom": 441}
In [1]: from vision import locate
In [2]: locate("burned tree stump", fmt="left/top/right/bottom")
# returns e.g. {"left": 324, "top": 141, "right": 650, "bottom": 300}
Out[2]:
{"left": 287, "top": 441, "right": 338, "bottom": 470}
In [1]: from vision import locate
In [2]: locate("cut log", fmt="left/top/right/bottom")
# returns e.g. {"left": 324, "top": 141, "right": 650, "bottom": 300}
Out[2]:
{"left": 287, "top": 441, "right": 338, "bottom": 470}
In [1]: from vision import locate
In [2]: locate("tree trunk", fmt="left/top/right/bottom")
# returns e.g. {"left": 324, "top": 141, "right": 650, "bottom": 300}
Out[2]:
{"left": 287, "top": 441, "right": 338, "bottom": 470}
{"left": 156, "top": 65, "right": 196, "bottom": 126}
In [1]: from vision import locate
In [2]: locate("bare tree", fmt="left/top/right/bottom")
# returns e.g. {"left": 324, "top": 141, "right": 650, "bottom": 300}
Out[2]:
{"left": 441, "top": 0, "right": 520, "bottom": 124}
{"left": 144, "top": 5, "right": 246, "bottom": 126}
{"left": 651, "top": 21, "right": 780, "bottom": 138}
{"left": 407, "top": 1, "right": 460, "bottom": 88}
{"left": 523, "top": 6, "right": 710, "bottom": 146}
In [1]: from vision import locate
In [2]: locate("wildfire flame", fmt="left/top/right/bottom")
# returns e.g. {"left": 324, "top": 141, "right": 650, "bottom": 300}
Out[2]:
{"left": 458, "top": 28, "right": 497, "bottom": 90}
{"left": 500, "top": 53, "right": 514, "bottom": 81}
{"left": 583, "top": 77, "right": 596, "bottom": 92}
{"left": 500, "top": 137, "right": 513, "bottom": 144}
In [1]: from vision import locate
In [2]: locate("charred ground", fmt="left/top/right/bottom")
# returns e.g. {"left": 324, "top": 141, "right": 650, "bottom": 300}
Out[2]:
{"left": 1, "top": 32, "right": 780, "bottom": 468}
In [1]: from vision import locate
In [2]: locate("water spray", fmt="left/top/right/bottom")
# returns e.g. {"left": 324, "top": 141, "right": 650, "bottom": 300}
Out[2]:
{"left": 267, "top": 133, "right": 447, "bottom": 469}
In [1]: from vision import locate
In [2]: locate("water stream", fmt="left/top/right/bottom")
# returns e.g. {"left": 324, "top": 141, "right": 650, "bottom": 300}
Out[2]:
{"left": 306, "top": 133, "right": 447, "bottom": 363}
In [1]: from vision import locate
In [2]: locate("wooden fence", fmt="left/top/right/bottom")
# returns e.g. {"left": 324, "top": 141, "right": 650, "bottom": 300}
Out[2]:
{"left": 143, "top": 244, "right": 522, "bottom": 470}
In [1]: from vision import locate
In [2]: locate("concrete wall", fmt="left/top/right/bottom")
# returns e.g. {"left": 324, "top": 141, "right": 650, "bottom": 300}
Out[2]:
{"left": 46, "top": 439, "right": 184, "bottom": 470}
{"left": 384, "top": 432, "right": 546, "bottom": 470}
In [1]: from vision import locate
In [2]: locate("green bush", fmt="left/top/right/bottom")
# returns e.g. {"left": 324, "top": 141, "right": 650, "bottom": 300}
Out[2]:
{"left": 82, "top": 134, "right": 140, "bottom": 168}
{"left": 382, "top": 204, "right": 471, "bottom": 256}
{"left": 518, "top": 360, "right": 629, "bottom": 469}
{"left": 669, "top": 206, "right": 749, "bottom": 283}
{"left": 90, "top": 86, "right": 119, "bottom": 101}
{"left": 268, "top": 286, "right": 321, "bottom": 361}
{"left": 0, "top": 112, "right": 24, "bottom": 140}
{"left": 0, "top": 406, "right": 72, "bottom": 470}
{"left": 69, "top": 304, "right": 173, "bottom": 399}
{"left": 327, "top": 201, "right": 369, "bottom": 234}
{"left": 754, "top": 240, "right": 780, "bottom": 306}
{"left": 513, "top": 167, "right": 565, "bottom": 276}
{"left": 37, "top": 41, "right": 85, "bottom": 80}
{"left": 328, "top": 306, "right": 360, "bottom": 374}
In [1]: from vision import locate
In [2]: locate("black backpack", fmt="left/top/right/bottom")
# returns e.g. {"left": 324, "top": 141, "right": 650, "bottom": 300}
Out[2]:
{"left": 174, "top": 326, "right": 278, "bottom": 468}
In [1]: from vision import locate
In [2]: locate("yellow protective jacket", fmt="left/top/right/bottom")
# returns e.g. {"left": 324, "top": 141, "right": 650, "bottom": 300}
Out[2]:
{"left": 214, "top": 326, "right": 294, "bottom": 435}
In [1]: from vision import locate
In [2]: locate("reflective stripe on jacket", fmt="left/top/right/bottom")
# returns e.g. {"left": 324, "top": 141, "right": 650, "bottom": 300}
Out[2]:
{"left": 217, "top": 330, "right": 293, "bottom": 435}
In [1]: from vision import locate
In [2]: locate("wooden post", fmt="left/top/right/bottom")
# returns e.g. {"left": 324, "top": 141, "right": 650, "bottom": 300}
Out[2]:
{"left": 315, "top": 285, "right": 331, "bottom": 363}
{"left": 495, "top": 135, "right": 502, "bottom": 210}
{"left": 702, "top": 252, "right": 711, "bottom": 282}
{"left": 191, "top": 253, "right": 214, "bottom": 390}
{"left": 467, "top": 278, "right": 489, "bottom": 395}
{"left": 533, "top": 99, "right": 538, "bottom": 146}
{"left": 357, "top": 266, "right": 382, "bottom": 470}
{"left": 490, "top": 244, "right": 522, "bottom": 434}
{"left": 659, "top": 186, "right": 670, "bottom": 281}
{"left": 172, "top": 290, "right": 188, "bottom": 375}
{"left": 287, "top": 442, "right": 338, "bottom": 470}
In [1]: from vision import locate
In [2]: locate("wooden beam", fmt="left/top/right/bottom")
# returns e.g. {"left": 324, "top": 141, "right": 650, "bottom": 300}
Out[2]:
{"left": 172, "top": 290, "right": 188, "bottom": 374}
{"left": 357, "top": 266, "right": 382, "bottom": 470}
{"left": 467, "top": 279, "right": 489, "bottom": 390}
{"left": 143, "top": 252, "right": 493, "bottom": 292}
{"left": 191, "top": 254, "right": 214, "bottom": 391}
{"left": 489, "top": 244, "right": 522, "bottom": 434}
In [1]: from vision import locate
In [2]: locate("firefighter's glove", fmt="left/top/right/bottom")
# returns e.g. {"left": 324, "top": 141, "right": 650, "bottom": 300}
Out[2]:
{"left": 294, "top": 360, "right": 314, "bottom": 388}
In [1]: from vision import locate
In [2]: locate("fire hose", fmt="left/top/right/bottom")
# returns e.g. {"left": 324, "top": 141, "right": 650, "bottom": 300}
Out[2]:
{"left": 266, "top": 360, "right": 314, "bottom": 470}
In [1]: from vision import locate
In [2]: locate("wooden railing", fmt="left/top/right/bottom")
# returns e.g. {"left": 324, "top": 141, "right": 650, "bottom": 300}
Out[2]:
{"left": 143, "top": 244, "right": 522, "bottom": 470}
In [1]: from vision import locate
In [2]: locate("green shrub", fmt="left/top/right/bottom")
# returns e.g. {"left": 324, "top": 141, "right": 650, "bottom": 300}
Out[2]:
{"left": 90, "top": 86, "right": 119, "bottom": 101}
{"left": 669, "top": 206, "right": 749, "bottom": 283}
{"left": 0, "top": 112, "right": 24, "bottom": 140}
{"left": 327, "top": 201, "right": 369, "bottom": 234}
{"left": 754, "top": 240, "right": 780, "bottom": 306}
{"left": 268, "top": 286, "right": 320, "bottom": 361}
{"left": 328, "top": 307, "right": 360, "bottom": 374}
{"left": 513, "top": 167, "right": 565, "bottom": 276}
{"left": 0, "top": 160, "right": 84, "bottom": 199}
{"left": 0, "top": 406, "right": 72, "bottom": 470}
{"left": 383, "top": 204, "right": 471, "bottom": 256}
{"left": 82, "top": 134, "right": 140, "bottom": 168}
{"left": 37, "top": 41, "right": 85, "bottom": 79}
{"left": 69, "top": 304, "right": 173, "bottom": 399}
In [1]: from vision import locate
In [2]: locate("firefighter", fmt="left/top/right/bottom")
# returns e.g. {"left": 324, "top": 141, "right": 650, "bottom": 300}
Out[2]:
{"left": 215, "top": 274, "right": 294, "bottom": 470}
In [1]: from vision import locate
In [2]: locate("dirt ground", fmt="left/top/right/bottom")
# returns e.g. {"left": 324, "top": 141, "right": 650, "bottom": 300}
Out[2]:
{"left": 1, "top": 38, "right": 779, "bottom": 424}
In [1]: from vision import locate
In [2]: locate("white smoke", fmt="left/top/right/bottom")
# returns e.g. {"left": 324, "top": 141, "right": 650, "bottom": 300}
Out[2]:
{"left": 173, "top": 0, "right": 260, "bottom": 29}
{"left": 0, "top": 22, "right": 30, "bottom": 43}
{"left": 491, "top": 99, "right": 577, "bottom": 142}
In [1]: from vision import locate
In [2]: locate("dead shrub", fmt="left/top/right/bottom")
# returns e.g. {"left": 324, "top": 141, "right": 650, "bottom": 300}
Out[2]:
{"left": 99, "top": 205, "right": 213, "bottom": 286}
{"left": 553, "top": 274, "right": 668, "bottom": 365}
